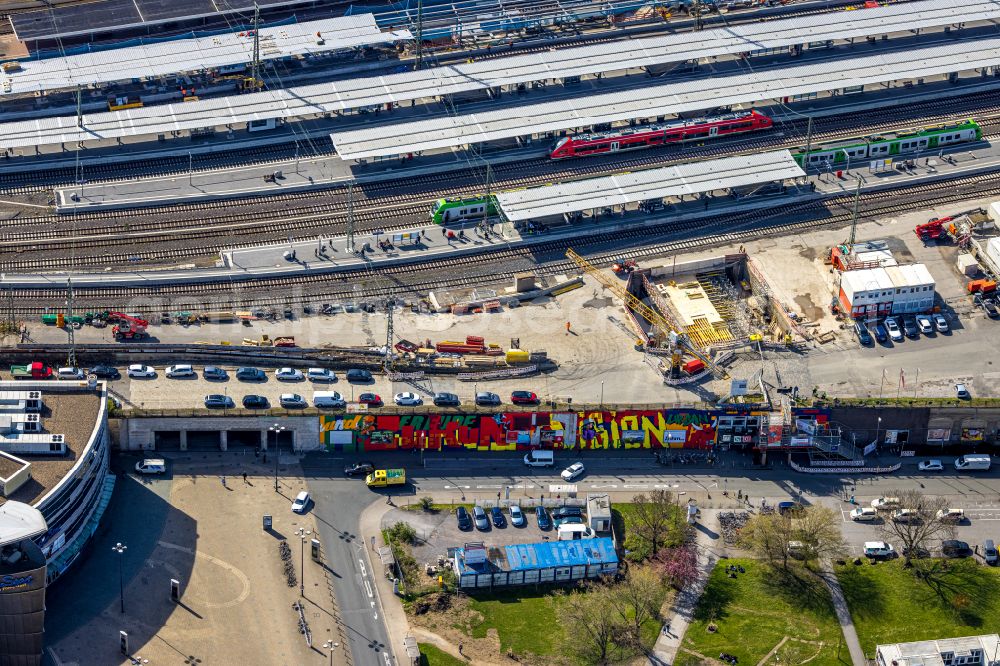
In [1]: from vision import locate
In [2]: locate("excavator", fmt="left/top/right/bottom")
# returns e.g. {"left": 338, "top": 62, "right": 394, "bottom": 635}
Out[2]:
{"left": 110, "top": 312, "right": 149, "bottom": 341}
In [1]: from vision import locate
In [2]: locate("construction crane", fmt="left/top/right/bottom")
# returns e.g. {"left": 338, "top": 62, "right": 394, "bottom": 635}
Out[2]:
{"left": 565, "top": 249, "right": 728, "bottom": 379}
{"left": 109, "top": 312, "right": 149, "bottom": 341}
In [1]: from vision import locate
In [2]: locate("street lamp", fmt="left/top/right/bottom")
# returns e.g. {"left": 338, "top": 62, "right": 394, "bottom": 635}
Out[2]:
{"left": 322, "top": 641, "right": 339, "bottom": 666}
{"left": 112, "top": 542, "right": 127, "bottom": 614}
{"left": 296, "top": 527, "right": 312, "bottom": 597}
{"left": 271, "top": 423, "right": 285, "bottom": 492}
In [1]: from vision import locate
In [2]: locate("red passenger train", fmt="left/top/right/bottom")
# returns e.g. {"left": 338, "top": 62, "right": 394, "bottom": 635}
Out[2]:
{"left": 549, "top": 110, "right": 773, "bottom": 159}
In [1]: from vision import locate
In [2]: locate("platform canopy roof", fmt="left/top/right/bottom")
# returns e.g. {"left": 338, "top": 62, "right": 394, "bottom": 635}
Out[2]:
{"left": 494, "top": 150, "right": 804, "bottom": 221}
{"left": 11, "top": 0, "right": 316, "bottom": 41}
{"left": 1, "top": 15, "right": 410, "bottom": 97}
{"left": 328, "top": 35, "right": 1000, "bottom": 159}
{"left": 0, "top": 501, "right": 47, "bottom": 545}
{"left": 0, "top": 0, "right": 992, "bottom": 149}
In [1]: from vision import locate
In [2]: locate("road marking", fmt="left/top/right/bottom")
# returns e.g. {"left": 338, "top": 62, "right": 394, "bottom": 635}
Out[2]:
{"left": 156, "top": 540, "right": 251, "bottom": 608}
{"left": 477, "top": 485, "right": 501, "bottom": 489}
{"left": 591, "top": 484, "right": 618, "bottom": 489}
{"left": 443, "top": 485, "right": 471, "bottom": 489}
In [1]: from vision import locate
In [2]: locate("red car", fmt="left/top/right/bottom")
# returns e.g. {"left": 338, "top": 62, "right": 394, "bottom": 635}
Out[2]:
{"left": 510, "top": 391, "right": 538, "bottom": 405}
{"left": 358, "top": 393, "right": 383, "bottom": 407}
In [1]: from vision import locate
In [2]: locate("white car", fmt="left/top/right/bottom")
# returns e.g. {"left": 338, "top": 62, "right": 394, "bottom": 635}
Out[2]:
{"left": 933, "top": 313, "right": 949, "bottom": 332}
{"left": 892, "top": 509, "right": 919, "bottom": 524}
{"left": 850, "top": 507, "right": 878, "bottom": 522}
{"left": 915, "top": 314, "right": 933, "bottom": 334}
{"left": 275, "top": 367, "right": 304, "bottom": 381}
{"left": 394, "top": 392, "right": 423, "bottom": 406}
{"left": 871, "top": 496, "right": 901, "bottom": 511}
{"left": 561, "top": 462, "right": 585, "bottom": 481}
{"left": 884, "top": 317, "right": 903, "bottom": 342}
{"left": 56, "top": 367, "right": 85, "bottom": 380}
{"left": 165, "top": 364, "right": 195, "bottom": 378}
{"left": 291, "top": 491, "right": 311, "bottom": 514}
{"left": 863, "top": 541, "right": 895, "bottom": 559}
{"left": 936, "top": 508, "right": 965, "bottom": 523}
{"left": 127, "top": 364, "right": 156, "bottom": 378}
{"left": 918, "top": 459, "right": 944, "bottom": 472}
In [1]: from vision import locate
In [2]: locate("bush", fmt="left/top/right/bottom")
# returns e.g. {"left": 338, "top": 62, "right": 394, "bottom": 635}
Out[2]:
{"left": 386, "top": 521, "right": 418, "bottom": 546}
{"left": 419, "top": 496, "right": 435, "bottom": 512}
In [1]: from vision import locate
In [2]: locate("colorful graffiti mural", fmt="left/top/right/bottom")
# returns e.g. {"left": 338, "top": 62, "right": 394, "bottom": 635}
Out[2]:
{"left": 317, "top": 407, "right": 826, "bottom": 452}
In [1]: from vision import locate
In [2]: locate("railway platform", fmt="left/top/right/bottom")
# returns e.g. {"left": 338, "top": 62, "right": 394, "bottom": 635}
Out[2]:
{"left": 49, "top": 75, "right": 1000, "bottom": 212}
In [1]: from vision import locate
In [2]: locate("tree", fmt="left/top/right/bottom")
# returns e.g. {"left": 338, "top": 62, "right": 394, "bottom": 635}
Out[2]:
{"left": 654, "top": 544, "right": 699, "bottom": 590}
{"left": 557, "top": 582, "right": 620, "bottom": 664}
{"left": 794, "top": 506, "right": 846, "bottom": 561}
{"left": 608, "top": 566, "right": 667, "bottom": 644}
{"left": 739, "top": 512, "right": 795, "bottom": 569}
{"left": 630, "top": 490, "right": 683, "bottom": 557}
{"left": 877, "top": 489, "right": 955, "bottom": 566}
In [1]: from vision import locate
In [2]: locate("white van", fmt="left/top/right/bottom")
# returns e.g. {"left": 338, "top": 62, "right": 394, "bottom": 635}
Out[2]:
{"left": 557, "top": 523, "right": 595, "bottom": 541}
{"left": 313, "top": 391, "right": 346, "bottom": 408}
{"left": 165, "top": 364, "right": 195, "bottom": 378}
{"left": 955, "top": 454, "right": 991, "bottom": 471}
{"left": 523, "top": 450, "right": 554, "bottom": 467}
{"left": 135, "top": 459, "right": 166, "bottom": 475}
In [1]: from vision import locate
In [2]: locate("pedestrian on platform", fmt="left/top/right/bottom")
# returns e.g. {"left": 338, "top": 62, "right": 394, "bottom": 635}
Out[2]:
{"left": 221, "top": 476, "right": 227, "bottom": 488}
{"left": 242, "top": 472, "right": 248, "bottom": 484}
{"left": 565, "top": 321, "right": 571, "bottom": 335}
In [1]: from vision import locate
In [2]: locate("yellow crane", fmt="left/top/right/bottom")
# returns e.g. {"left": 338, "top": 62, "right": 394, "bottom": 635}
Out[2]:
{"left": 565, "top": 249, "right": 729, "bottom": 379}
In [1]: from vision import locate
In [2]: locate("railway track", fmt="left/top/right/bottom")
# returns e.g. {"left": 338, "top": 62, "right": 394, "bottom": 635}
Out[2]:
{"left": 5, "top": 167, "right": 999, "bottom": 313}
{"left": 4, "top": 90, "right": 1000, "bottom": 271}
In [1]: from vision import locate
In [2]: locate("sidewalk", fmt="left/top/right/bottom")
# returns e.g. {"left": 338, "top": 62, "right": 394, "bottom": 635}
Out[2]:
{"left": 818, "top": 560, "right": 867, "bottom": 666}
{"left": 650, "top": 508, "right": 723, "bottom": 665}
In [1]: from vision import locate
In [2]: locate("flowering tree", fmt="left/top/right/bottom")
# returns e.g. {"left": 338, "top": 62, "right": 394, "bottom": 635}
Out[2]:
{"left": 654, "top": 544, "right": 699, "bottom": 590}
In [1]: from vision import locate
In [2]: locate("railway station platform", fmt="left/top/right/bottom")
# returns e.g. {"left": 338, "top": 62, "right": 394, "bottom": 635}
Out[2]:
{"left": 49, "top": 77, "right": 1000, "bottom": 212}
{"left": 18, "top": 140, "right": 1000, "bottom": 290}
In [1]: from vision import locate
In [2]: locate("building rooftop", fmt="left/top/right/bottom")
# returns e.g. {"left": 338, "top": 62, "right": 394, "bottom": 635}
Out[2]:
{"left": 455, "top": 537, "right": 618, "bottom": 575}
{"left": 0, "top": 390, "right": 101, "bottom": 507}
{"left": 878, "top": 633, "right": 1000, "bottom": 666}
{"left": 0, "top": 501, "right": 46, "bottom": 546}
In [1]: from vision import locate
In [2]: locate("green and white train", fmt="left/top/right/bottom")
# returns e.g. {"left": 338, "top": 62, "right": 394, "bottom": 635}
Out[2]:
{"left": 429, "top": 196, "right": 499, "bottom": 224}
{"left": 791, "top": 119, "right": 982, "bottom": 168}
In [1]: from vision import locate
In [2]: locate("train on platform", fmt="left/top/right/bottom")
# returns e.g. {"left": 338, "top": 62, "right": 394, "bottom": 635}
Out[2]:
{"left": 548, "top": 110, "right": 773, "bottom": 159}
{"left": 430, "top": 196, "right": 499, "bottom": 224}
{"left": 791, "top": 118, "right": 982, "bottom": 168}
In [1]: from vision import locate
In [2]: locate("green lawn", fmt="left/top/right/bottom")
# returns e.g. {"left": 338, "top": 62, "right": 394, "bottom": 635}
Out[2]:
{"left": 837, "top": 558, "right": 1000, "bottom": 656}
{"left": 465, "top": 589, "right": 563, "bottom": 657}
{"left": 676, "top": 559, "right": 850, "bottom": 666}
{"left": 418, "top": 643, "right": 466, "bottom": 666}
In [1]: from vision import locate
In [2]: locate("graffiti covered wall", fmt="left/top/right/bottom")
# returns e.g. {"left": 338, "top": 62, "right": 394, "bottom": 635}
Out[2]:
{"left": 319, "top": 408, "right": 793, "bottom": 452}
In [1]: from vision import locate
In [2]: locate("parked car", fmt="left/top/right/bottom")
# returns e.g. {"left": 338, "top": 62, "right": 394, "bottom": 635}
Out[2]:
{"left": 552, "top": 506, "right": 584, "bottom": 520}
{"left": 873, "top": 322, "right": 889, "bottom": 343}
{"left": 985, "top": 300, "right": 999, "bottom": 319}
{"left": 871, "top": 496, "right": 901, "bottom": 511}
{"left": 306, "top": 368, "right": 337, "bottom": 382}
{"left": 490, "top": 506, "right": 506, "bottom": 528}
{"left": 902, "top": 318, "right": 919, "bottom": 339}
{"left": 509, "top": 505, "right": 526, "bottom": 527}
{"left": 433, "top": 392, "right": 461, "bottom": 407}
{"left": 475, "top": 391, "right": 502, "bottom": 407}
{"left": 892, "top": 509, "right": 919, "bottom": 524}
{"left": 204, "top": 394, "right": 233, "bottom": 409}
{"left": 242, "top": 394, "right": 269, "bottom": 409}
{"left": 853, "top": 321, "right": 873, "bottom": 346}
{"left": 56, "top": 367, "right": 85, "bottom": 380}
{"left": 942, "top": 540, "right": 973, "bottom": 558}
{"left": 918, "top": 459, "right": 944, "bottom": 471}
{"left": 777, "top": 501, "right": 803, "bottom": 516}
{"left": 915, "top": 314, "right": 934, "bottom": 334}
{"left": 933, "top": 313, "right": 949, "bottom": 332}
{"left": 358, "top": 393, "right": 383, "bottom": 407}
{"left": 203, "top": 366, "right": 228, "bottom": 380}
{"left": 535, "top": 506, "right": 552, "bottom": 530}
{"left": 554, "top": 515, "right": 584, "bottom": 528}
{"left": 127, "top": 364, "right": 156, "bottom": 378}
{"left": 850, "top": 507, "right": 878, "bottom": 522}
{"left": 275, "top": 367, "right": 304, "bottom": 381}
{"left": 561, "top": 462, "right": 585, "bottom": 481}
{"left": 291, "top": 491, "right": 311, "bottom": 514}
{"left": 344, "top": 461, "right": 375, "bottom": 476}
{"left": 956, "top": 383, "right": 971, "bottom": 399}
{"left": 88, "top": 364, "right": 120, "bottom": 379}
{"left": 165, "top": 364, "right": 195, "bottom": 378}
{"left": 346, "top": 369, "right": 374, "bottom": 383}
{"left": 863, "top": 541, "right": 895, "bottom": 559}
{"left": 510, "top": 391, "right": 539, "bottom": 405}
{"left": 456, "top": 506, "right": 472, "bottom": 531}
{"left": 787, "top": 540, "right": 808, "bottom": 560}
{"left": 884, "top": 317, "right": 903, "bottom": 342}
{"left": 393, "top": 392, "right": 423, "bottom": 406}
{"left": 902, "top": 545, "right": 930, "bottom": 559}
{"left": 279, "top": 393, "right": 307, "bottom": 408}
{"left": 236, "top": 367, "right": 265, "bottom": 381}
{"left": 936, "top": 508, "right": 966, "bottom": 523}
{"left": 473, "top": 505, "right": 489, "bottom": 531}
{"left": 984, "top": 540, "right": 999, "bottom": 565}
